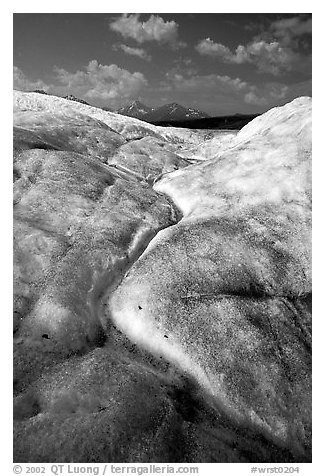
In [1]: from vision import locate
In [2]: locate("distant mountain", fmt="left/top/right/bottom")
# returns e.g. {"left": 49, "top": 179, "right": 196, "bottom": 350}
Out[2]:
{"left": 116, "top": 100, "right": 258, "bottom": 130}
{"left": 147, "top": 103, "right": 209, "bottom": 122}
{"left": 117, "top": 101, "right": 155, "bottom": 120}
{"left": 63, "top": 95, "right": 90, "bottom": 106}
{"left": 117, "top": 101, "right": 209, "bottom": 122}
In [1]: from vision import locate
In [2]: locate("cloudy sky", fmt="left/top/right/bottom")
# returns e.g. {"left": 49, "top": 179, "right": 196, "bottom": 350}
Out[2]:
{"left": 13, "top": 13, "right": 312, "bottom": 115}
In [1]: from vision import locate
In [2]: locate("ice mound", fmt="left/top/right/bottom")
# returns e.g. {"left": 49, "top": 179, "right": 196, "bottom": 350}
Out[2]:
{"left": 14, "top": 147, "right": 178, "bottom": 352}
{"left": 14, "top": 110, "right": 125, "bottom": 161}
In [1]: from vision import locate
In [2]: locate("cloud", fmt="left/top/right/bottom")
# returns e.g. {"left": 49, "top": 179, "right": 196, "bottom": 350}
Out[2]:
{"left": 243, "top": 91, "right": 267, "bottom": 106}
{"left": 13, "top": 66, "right": 50, "bottom": 92}
{"left": 13, "top": 62, "right": 148, "bottom": 108}
{"left": 196, "top": 38, "right": 298, "bottom": 75}
{"left": 270, "top": 16, "right": 312, "bottom": 45}
{"left": 113, "top": 44, "right": 151, "bottom": 61}
{"left": 109, "top": 14, "right": 185, "bottom": 47}
{"left": 160, "top": 71, "right": 251, "bottom": 104}
{"left": 54, "top": 60, "right": 147, "bottom": 106}
{"left": 196, "top": 15, "right": 311, "bottom": 76}
{"left": 167, "top": 57, "right": 199, "bottom": 79}
{"left": 196, "top": 39, "right": 236, "bottom": 60}
{"left": 244, "top": 83, "right": 289, "bottom": 106}
{"left": 242, "top": 41, "right": 298, "bottom": 75}
{"left": 163, "top": 71, "right": 248, "bottom": 95}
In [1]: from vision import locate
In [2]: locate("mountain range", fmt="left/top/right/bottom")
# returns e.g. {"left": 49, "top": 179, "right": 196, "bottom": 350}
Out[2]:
{"left": 117, "top": 100, "right": 210, "bottom": 122}
{"left": 32, "top": 92, "right": 209, "bottom": 121}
